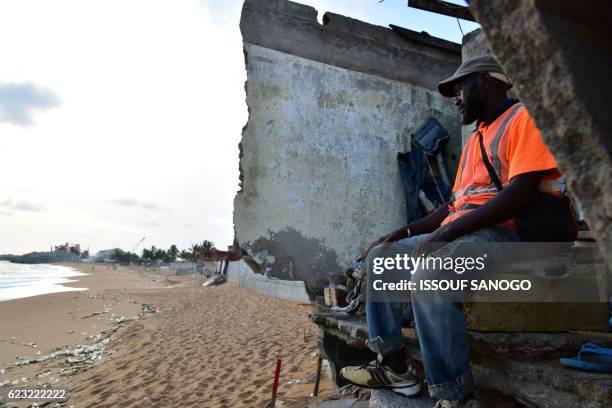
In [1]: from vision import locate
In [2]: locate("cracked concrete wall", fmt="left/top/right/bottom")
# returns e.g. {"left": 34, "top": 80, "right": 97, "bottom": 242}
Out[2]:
{"left": 462, "top": 29, "right": 490, "bottom": 62}
{"left": 469, "top": 0, "right": 612, "bottom": 265}
{"left": 234, "top": 0, "right": 461, "bottom": 286}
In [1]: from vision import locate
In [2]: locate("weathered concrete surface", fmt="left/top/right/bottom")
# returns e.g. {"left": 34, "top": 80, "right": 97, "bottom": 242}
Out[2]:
{"left": 369, "top": 389, "right": 434, "bottom": 408}
{"left": 469, "top": 0, "right": 612, "bottom": 266}
{"left": 309, "top": 399, "right": 368, "bottom": 408}
{"left": 240, "top": 0, "right": 460, "bottom": 88}
{"left": 311, "top": 313, "right": 612, "bottom": 359}
{"left": 235, "top": 0, "right": 462, "bottom": 285}
{"left": 465, "top": 302, "right": 609, "bottom": 332}
{"left": 461, "top": 29, "right": 490, "bottom": 62}
{"left": 312, "top": 313, "right": 612, "bottom": 406}
{"left": 227, "top": 259, "right": 310, "bottom": 302}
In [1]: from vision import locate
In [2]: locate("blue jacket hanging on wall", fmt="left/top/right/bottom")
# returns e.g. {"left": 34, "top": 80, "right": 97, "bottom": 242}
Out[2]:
{"left": 398, "top": 118, "right": 452, "bottom": 223}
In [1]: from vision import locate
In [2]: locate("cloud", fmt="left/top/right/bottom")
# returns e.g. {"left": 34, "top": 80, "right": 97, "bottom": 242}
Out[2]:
{"left": 0, "top": 82, "right": 60, "bottom": 126}
{"left": 109, "top": 197, "right": 168, "bottom": 212}
{"left": 0, "top": 198, "right": 46, "bottom": 213}
{"left": 139, "top": 221, "right": 162, "bottom": 227}
{"left": 14, "top": 201, "right": 46, "bottom": 212}
{"left": 197, "top": 0, "right": 241, "bottom": 24}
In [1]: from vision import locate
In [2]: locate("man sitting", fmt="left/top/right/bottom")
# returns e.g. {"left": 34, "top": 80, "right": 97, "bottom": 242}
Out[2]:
{"left": 339, "top": 56, "right": 565, "bottom": 408}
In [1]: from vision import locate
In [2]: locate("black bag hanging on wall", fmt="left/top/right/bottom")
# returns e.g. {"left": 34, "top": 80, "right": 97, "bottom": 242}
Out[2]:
{"left": 477, "top": 131, "right": 577, "bottom": 242}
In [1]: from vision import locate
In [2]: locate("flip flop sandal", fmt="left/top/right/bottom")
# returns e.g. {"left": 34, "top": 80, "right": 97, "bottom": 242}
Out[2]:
{"left": 560, "top": 342, "right": 612, "bottom": 373}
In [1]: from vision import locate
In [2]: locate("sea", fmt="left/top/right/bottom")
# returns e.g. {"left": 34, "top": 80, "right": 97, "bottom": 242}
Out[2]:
{"left": 0, "top": 261, "right": 87, "bottom": 302}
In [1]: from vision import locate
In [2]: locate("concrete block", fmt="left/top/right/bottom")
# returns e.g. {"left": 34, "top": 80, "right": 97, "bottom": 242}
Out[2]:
{"left": 309, "top": 398, "right": 368, "bottom": 408}
{"left": 314, "top": 313, "right": 612, "bottom": 406}
{"left": 227, "top": 260, "right": 310, "bottom": 302}
{"left": 369, "top": 389, "right": 434, "bottom": 408}
{"left": 465, "top": 302, "right": 609, "bottom": 332}
{"left": 277, "top": 286, "right": 293, "bottom": 300}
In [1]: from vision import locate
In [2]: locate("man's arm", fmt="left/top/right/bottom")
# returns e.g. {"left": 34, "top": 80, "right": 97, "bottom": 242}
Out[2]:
{"left": 357, "top": 202, "right": 450, "bottom": 261}
{"left": 383, "top": 202, "right": 451, "bottom": 242}
{"left": 427, "top": 171, "right": 547, "bottom": 242}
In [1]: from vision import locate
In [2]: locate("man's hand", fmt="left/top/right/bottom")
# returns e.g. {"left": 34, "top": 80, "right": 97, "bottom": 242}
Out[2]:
{"left": 357, "top": 203, "right": 453, "bottom": 261}
{"left": 358, "top": 236, "right": 386, "bottom": 261}
{"left": 415, "top": 222, "right": 460, "bottom": 256}
{"left": 423, "top": 222, "right": 459, "bottom": 243}
{"left": 442, "top": 171, "right": 549, "bottom": 238}
{"left": 359, "top": 226, "right": 412, "bottom": 260}
{"left": 382, "top": 226, "right": 410, "bottom": 243}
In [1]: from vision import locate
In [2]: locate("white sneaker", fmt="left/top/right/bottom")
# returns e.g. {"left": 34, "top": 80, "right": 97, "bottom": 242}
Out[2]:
{"left": 340, "top": 359, "right": 421, "bottom": 397}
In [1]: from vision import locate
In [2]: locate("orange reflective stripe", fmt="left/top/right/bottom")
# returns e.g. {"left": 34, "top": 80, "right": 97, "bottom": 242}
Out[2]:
{"left": 464, "top": 184, "right": 497, "bottom": 196}
{"left": 489, "top": 103, "right": 524, "bottom": 179}
{"left": 457, "top": 138, "right": 471, "bottom": 188}
{"left": 444, "top": 102, "right": 561, "bottom": 229}
{"left": 459, "top": 104, "right": 524, "bottom": 202}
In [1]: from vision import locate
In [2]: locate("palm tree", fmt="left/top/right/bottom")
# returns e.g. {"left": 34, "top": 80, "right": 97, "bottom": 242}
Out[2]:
{"left": 179, "top": 249, "right": 192, "bottom": 261}
{"left": 168, "top": 245, "right": 179, "bottom": 262}
{"left": 201, "top": 240, "right": 215, "bottom": 252}
{"left": 190, "top": 243, "right": 200, "bottom": 260}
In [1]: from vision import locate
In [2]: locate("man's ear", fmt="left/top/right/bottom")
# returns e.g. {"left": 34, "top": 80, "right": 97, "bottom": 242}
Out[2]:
{"left": 478, "top": 73, "right": 491, "bottom": 91}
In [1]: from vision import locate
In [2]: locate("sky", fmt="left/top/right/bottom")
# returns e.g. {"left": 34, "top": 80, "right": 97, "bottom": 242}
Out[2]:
{"left": 0, "top": 0, "right": 477, "bottom": 256}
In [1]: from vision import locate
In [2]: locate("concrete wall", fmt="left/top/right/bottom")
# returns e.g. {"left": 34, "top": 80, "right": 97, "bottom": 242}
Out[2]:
{"left": 201, "top": 260, "right": 218, "bottom": 277}
{"left": 234, "top": 0, "right": 462, "bottom": 286}
{"left": 227, "top": 260, "right": 310, "bottom": 303}
{"left": 169, "top": 261, "right": 199, "bottom": 274}
{"left": 462, "top": 29, "right": 490, "bottom": 62}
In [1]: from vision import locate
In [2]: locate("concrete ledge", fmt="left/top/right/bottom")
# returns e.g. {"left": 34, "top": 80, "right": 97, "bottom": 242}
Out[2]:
{"left": 227, "top": 260, "right": 310, "bottom": 303}
{"left": 312, "top": 312, "right": 612, "bottom": 358}
{"left": 369, "top": 389, "right": 433, "bottom": 407}
{"left": 312, "top": 312, "right": 612, "bottom": 406}
{"left": 465, "top": 302, "right": 610, "bottom": 332}
{"left": 240, "top": 0, "right": 460, "bottom": 89}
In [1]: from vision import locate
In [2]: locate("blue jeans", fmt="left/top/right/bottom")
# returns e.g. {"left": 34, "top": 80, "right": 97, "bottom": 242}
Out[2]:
{"left": 365, "top": 226, "right": 519, "bottom": 400}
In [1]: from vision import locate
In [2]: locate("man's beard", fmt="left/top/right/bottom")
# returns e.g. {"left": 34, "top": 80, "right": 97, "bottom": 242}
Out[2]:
{"left": 462, "top": 90, "right": 483, "bottom": 125}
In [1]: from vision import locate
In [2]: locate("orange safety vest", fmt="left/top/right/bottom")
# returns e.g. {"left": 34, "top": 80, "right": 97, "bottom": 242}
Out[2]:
{"left": 443, "top": 103, "right": 564, "bottom": 228}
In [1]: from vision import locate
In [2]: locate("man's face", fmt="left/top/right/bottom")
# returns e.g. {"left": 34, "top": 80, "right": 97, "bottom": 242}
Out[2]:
{"left": 453, "top": 74, "right": 484, "bottom": 125}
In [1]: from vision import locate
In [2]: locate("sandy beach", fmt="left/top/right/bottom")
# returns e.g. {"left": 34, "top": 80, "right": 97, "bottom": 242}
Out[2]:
{"left": 0, "top": 263, "right": 334, "bottom": 407}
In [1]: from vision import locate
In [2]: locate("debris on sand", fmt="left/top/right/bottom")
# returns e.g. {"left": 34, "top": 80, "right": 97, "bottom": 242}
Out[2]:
{"left": 141, "top": 303, "right": 158, "bottom": 314}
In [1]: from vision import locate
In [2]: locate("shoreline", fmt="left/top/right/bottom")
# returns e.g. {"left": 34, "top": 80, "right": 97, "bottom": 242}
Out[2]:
{"left": 0, "top": 264, "right": 168, "bottom": 394}
{"left": 0, "top": 263, "right": 333, "bottom": 407}
{"left": 0, "top": 262, "right": 88, "bottom": 303}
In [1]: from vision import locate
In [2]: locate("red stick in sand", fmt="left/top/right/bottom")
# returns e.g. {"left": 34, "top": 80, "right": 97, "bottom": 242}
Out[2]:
{"left": 269, "top": 358, "right": 282, "bottom": 407}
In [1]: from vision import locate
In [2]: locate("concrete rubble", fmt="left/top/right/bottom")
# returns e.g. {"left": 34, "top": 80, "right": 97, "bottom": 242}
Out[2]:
{"left": 312, "top": 313, "right": 612, "bottom": 407}
{"left": 369, "top": 390, "right": 434, "bottom": 408}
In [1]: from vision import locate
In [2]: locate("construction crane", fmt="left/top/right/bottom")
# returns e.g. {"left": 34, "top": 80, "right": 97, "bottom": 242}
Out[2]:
{"left": 131, "top": 237, "right": 146, "bottom": 253}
